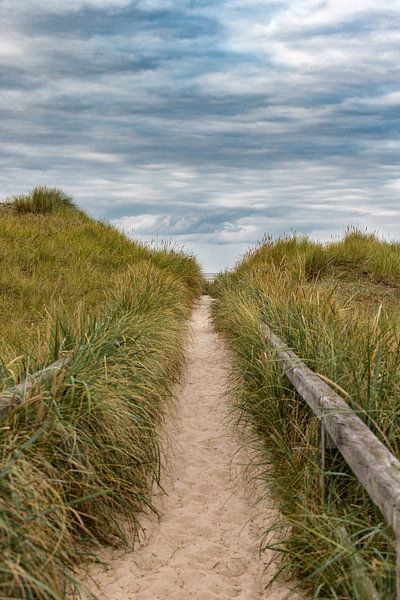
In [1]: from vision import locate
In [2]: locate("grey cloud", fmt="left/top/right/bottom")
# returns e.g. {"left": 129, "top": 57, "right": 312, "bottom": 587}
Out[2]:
{"left": 0, "top": 0, "right": 399, "bottom": 269}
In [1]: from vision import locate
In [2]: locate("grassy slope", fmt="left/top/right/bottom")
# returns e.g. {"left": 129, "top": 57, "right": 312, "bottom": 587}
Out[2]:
{"left": 212, "top": 231, "right": 400, "bottom": 599}
{"left": 0, "top": 195, "right": 200, "bottom": 372}
{"left": 0, "top": 188, "right": 203, "bottom": 599}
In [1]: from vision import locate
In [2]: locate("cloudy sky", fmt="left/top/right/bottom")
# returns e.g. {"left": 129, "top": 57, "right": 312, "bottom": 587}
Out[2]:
{"left": 1, "top": 0, "right": 399, "bottom": 270}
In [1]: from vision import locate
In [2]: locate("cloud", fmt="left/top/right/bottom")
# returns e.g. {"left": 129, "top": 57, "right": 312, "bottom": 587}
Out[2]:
{"left": 0, "top": 0, "right": 399, "bottom": 270}
{"left": 1, "top": 0, "right": 132, "bottom": 14}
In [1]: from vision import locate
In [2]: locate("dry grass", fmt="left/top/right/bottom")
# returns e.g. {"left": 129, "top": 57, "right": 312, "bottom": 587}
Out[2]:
{"left": 12, "top": 187, "right": 77, "bottom": 215}
{"left": 0, "top": 187, "right": 201, "bottom": 373}
{"left": 211, "top": 230, "right": 400, "bottom": 599}
{"left": 0, "top": 187, "right": 203, "bottom": 599}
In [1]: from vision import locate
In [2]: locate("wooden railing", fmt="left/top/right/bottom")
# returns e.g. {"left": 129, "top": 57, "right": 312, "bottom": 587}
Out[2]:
{"left": 0, "top": 355, "right": 71, "bottom": 419}
{"left": 262, "top": 322, "right": 400, "bottom": 599}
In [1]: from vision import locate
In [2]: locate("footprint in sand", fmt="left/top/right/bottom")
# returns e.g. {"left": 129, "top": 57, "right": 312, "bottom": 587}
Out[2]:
{"left": 81, "top": 297, "right": 305, "bottom": 600}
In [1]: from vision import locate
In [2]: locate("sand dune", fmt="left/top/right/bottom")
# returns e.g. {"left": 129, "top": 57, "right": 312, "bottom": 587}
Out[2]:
{"left": 81, "top": 296, "right": 303, "bottom": 599}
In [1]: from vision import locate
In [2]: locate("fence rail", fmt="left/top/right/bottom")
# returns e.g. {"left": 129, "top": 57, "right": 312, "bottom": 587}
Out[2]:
{"left": 0, "top": 356, "right": 71, "bottom": 419}
{"left": 261, "top": 322, "right": 400, "bottom": 599}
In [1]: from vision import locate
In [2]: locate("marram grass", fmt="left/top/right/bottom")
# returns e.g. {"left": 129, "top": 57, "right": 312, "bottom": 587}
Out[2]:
{"left": 12, "top": 186, "right": 77, "bottom": 215}
{"left": 0, "top": 186, "right": 202, "bottom": 373}
{"left": 211, "top": 231, "right": 400, "bottom": 599}
{"left": 0, "top": 188, "right": 203, "bottom": 598}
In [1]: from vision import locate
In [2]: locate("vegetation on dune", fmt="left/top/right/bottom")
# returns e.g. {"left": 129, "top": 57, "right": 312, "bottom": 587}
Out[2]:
{"left": 0, "top": 186, "right": 201, "bottom": 370}
{"left": 0, "top": 187, "right": 203, "bottom": 599}
{"left": 12, "top": 186, "right": 78, "bottom": 215}
{"left": 211, "top": 230, "right": 400, "bottom": 599}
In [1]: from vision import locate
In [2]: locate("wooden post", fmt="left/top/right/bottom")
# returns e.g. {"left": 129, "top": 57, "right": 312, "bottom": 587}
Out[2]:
{"left": 397, "top": 534, "right": 400, "bottom": 600}
{"left": 320, "top": 419, "right": 326, "bottom": 501}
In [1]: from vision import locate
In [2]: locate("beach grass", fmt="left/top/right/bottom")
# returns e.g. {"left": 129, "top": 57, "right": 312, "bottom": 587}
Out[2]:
{"left": 211, "top": 230, "right": 400, "bottom": 598}
{"left": 0, "top": 187, "right": 203, "bottom": 598}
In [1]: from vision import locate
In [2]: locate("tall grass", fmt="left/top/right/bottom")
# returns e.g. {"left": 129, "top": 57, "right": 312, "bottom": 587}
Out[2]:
{"left": 0, "top": 187, "right": 201, "bottom": 372}
{"left": 12, "top": 186, "right": 77, "bottom": 215}
{"left": 211, "top": 231, "right": 400, "bottom": 598}
{"left": 0, "top": 188, "right": 203, "bottom": 598}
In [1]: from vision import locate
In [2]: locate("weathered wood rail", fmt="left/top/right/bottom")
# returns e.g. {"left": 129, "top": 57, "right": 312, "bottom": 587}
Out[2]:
{"left": 261, "top": 322, "right": 400, "bottom": 599}
{"left": 0, "top": 355, "right": 71, "bottom": 419}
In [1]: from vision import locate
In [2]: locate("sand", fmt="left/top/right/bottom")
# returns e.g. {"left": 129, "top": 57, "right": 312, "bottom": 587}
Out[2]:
{"left": 81, "top": 296, "right": 303, "bottom": 600}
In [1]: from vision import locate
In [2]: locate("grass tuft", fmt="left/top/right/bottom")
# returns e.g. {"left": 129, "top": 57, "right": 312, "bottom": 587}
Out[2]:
{"left": 12, "top": 186, "right": 77, "bottom": 215}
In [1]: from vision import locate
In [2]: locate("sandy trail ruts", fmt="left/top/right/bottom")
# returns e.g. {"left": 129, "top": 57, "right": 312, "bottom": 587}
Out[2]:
{"left": 82, "top": 296, "right": 302, "bottom": 600}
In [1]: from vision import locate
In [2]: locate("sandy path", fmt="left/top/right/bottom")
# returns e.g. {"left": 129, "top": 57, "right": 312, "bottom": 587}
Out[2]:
{"left": 82, "top": 297, "right": 301, "bottom": 600}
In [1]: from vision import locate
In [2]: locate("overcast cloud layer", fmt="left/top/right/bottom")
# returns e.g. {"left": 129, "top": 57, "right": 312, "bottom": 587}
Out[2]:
{"left": 0, "top": 0, "right": 399, "bottom": 269}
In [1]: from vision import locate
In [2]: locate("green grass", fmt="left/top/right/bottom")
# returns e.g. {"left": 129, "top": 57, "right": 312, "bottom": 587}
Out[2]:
{"left": 211, "top": 230, "right": 400, "bottom": 599}
{"left": 0, "top": 188, "right": 201, "bottom": 371}
{"left": 12, "top": 186, "right": 77, "bottom": 216}
{"left": 0, "top": 188, "right": 203, "bottom": 598}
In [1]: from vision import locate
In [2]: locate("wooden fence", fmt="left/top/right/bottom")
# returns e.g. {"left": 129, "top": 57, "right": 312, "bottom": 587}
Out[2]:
{"left": 262, "top": 322, "right": 400, "bottom": 599}
{"left": 0, "top": 356, "right": 71, "bottom": 419}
